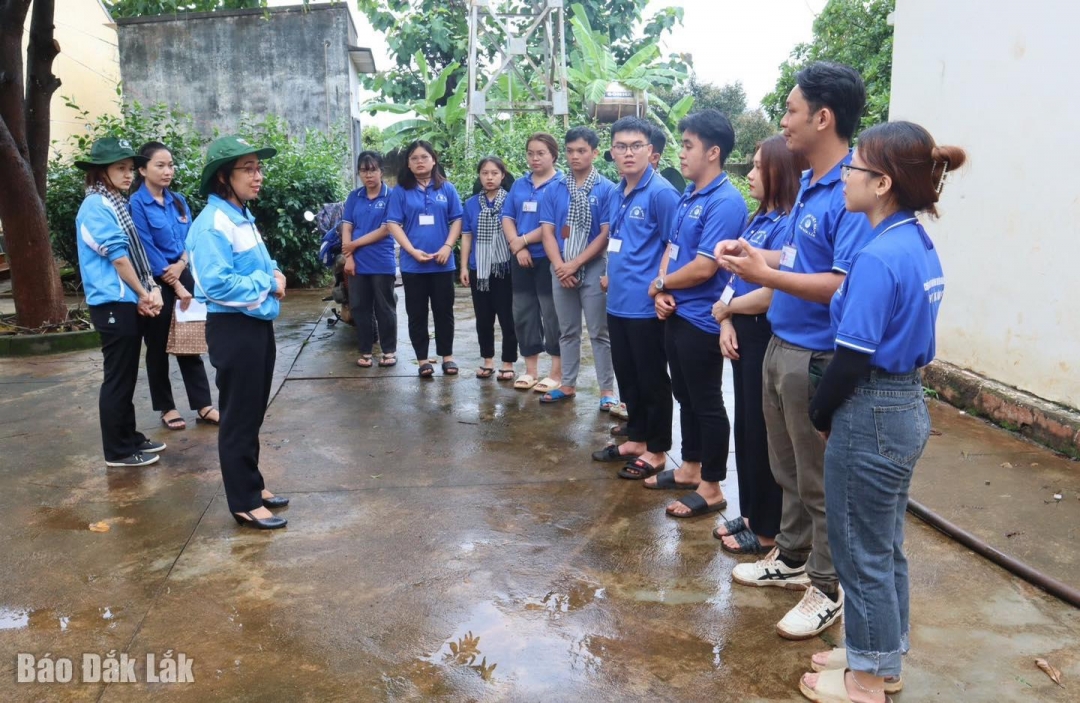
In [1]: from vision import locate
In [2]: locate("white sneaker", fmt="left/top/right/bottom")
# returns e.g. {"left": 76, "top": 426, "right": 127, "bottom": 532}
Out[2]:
{"left": 776, "top": 585, "right": 844, "bottom": 640}
{"left": 731, "top": 546, "right": 811, "bottom": 590}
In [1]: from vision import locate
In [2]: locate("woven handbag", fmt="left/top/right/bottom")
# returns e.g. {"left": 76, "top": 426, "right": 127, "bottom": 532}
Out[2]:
{"left": 166, "top": 314, "right": 207, "bottom": 355}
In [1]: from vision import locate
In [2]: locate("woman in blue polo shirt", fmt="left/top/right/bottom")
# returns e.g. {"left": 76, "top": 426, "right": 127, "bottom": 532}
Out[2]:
{"left": 711, "top": 135, "right": 806, "bottom": 554}
{"left": 385, "top": 140, "right": 463, "bottom": 377}
{"left": 342, "top": 150, "right": 397, "bottom": 369}
{"left": 799, "top": 122, "right": 965, "bottom": 703}
{"left": 502, "top": 133, "right": 565, "bottom": 392}
{"left": 130, "top": 141, "right": 217, "bottom": 432}
{"left": 187, "top": 135, "right": 290, "bottom": 530}
{"left": 460, "top": 156, "right": 517, "bottom": 380}
{"left": 74, "top": 137, "right": 165, "bottom": 468}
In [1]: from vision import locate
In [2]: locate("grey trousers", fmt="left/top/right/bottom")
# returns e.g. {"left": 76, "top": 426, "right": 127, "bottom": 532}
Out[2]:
{"left": 550, "top": 257, "right": 614, "bottom": 390}
{"left": 762, "top": 335, "right": 837, "bottom": 592}
{"left": 512, "top": 256, "right": 560, "bottom": 358}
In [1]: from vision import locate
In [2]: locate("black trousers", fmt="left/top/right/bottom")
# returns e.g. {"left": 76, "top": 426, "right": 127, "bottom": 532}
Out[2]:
{"left": 666, "top": 314, "right": 730, "bottom": 482}
{"left": 401, "top": 271, "right": 455, "bottom": 360}
{"left": 348, "top": 273, "right": 398, "bottom": 354}
{"left": 206, "top": 313, "right": 276, "bottom": 513}
{"left": 732, "top": 313, "right": 783, "bottom": 537}
{"left": 90, "top": 303, "right": 148, "bottom": 461}
{"left": 143, "top": 267, "right": 212, "bottom": 412}
{"left": 608, "top": 313, "right": 672, "bottom": 453}
{"left": 469, "top": 269, "right": 518, "bottom": 362}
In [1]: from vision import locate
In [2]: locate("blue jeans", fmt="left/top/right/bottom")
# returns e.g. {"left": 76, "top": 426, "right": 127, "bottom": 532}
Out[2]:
{"left": 825, "top": 369, "right": 929, "bottom": 678}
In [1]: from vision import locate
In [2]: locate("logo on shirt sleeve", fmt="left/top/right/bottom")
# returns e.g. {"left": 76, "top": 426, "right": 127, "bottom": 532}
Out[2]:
{"left": 798, "top": 214, "right": 818, "bottom": 238}
{"left": 629, "top": 206, "right": 646, "bottom": 220}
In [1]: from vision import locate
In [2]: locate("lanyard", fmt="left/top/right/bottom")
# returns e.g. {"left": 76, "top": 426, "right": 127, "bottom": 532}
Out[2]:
{"left": 611, "top": 169, "right": 656, "bottom": 239}
{"left": 672, "top": 175, "right": 729, "bottom": 245}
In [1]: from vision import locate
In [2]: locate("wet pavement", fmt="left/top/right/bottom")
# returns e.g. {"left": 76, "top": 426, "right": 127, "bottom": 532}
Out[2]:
{"left": 0, "top": 289, "right": 1078, "bottom": 702}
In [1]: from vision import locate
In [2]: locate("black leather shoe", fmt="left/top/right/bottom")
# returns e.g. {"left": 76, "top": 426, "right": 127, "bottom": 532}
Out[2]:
{"left": 262, "top": 495, "right": 290, "bottom": 509}
{"left": 232, "top": 511, "right": 287, "bottom": 530}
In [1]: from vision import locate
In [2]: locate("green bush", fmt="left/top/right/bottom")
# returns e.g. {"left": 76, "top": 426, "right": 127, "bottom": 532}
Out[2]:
{"left": 46, "top": 101, "right": 349, "bottom": 287}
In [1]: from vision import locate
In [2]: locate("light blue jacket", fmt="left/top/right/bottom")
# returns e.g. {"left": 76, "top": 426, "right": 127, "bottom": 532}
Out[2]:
{"left": 75, "top": 193, "right": 140, "bottom": 306}
{"left": 186, "top": 195, "right": 281, "bottom": 321}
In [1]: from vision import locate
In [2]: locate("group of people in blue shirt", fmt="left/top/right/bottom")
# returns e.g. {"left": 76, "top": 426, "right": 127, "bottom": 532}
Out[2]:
{"left": 73, "top": 57, "right": 966, "bottom": 702}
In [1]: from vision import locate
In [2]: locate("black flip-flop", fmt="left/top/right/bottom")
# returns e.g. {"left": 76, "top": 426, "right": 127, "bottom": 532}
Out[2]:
{"left": 418, "top": 362, "right": 435, "bottom": 378}
{"left": 720, "top": 529, "right": 770, "bottom": 555}
{"left": 476, "top": 366, "right": 495, "bottom": 378}
{"left": 665, "top": 492, "right": 728, "bottom": 518}
{"left": 644, "top": 469, "right": 700, "bottom": 490}
{"left": 496, "top": 369, "right": 515, "bottom": 382}
{"left": 712, "top": 517, "right": 748, "bottom": 540}
{"left": 618, "top": 458, "right": 664, "bottom": 480}
{"left": 592, "top": 445, "right": 637, "bottom": 463}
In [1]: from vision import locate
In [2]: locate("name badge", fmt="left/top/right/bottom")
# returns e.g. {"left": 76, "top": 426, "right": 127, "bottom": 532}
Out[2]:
{"left": 419, "top": 214, "right": 435, "bottom": 226}
{"left": 668, "top": 243, "right": 680, "bottom": 260}
{"left": 608, "top": 238, "right": 623, "bottom": 253}
{"left": 523, "top": 201, "right": 538, "bottom": 213}
{"left": 780, "top": 244, "right": 797, "bottom": 268}
{"left": 720, "top": 284, "right": 735, "bottom": 305}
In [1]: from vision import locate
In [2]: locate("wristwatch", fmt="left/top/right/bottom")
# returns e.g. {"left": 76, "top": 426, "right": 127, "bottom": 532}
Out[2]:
{"left": 654, "top": 277, "right": 665, "bottom": 292}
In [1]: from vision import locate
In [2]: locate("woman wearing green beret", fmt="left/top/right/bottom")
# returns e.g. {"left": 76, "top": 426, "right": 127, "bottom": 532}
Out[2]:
{"left": 74, "top": 137, "right": 167, "bottom": 468}
{"left": 186, "top": 135, "right": 289, "bottom": 530}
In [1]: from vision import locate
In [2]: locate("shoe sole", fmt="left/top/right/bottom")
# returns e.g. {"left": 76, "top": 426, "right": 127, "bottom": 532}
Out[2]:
{"left": 809, "top": 662, "right": 903, "bottom": 693}
{"left": 105, "top": 455, "right": 160, "bottom": 467}
{"left": 776, "top": 612, "right": 843, "bottom": 641}
{"left": 732, "top": 571, "right": 810, "bottom": 591}
{"left": 798, "top": 677, "right": 896, "bottom": 701}
{"left": 141, "top": 444, "right": 166, "bottom": 454}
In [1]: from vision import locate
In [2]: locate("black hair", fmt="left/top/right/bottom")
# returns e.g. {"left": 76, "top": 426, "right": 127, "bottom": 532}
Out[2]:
{"left": 211, "top": 160, "right": 239, "bottom": 200}
{"left": 356, "top": 150, "right": 384, "bottom": 172}
{"left": 397, "top": 140, "right": 446, "bottom": 190}
{"left": 564, "top": 126, "right": 599, "bottom": 149}
{"left": 134, "top": 141, "right": 188, "bottom": 219}
{"left": 648, "top": 124, "right": 666, "bottom": 157}
{"left": 610, "top": 116, "right": 655, "bottom": 144}
{"left": 795, "top": 61, "right": 866, "bottom": 142}
{"left": 677, "top": 109, "right": 736, "bottom": 165}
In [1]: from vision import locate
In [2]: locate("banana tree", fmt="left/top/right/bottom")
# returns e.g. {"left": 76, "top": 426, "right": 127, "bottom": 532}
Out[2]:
{"left": 360, "top": 51, "right": 467, "bottom": 152}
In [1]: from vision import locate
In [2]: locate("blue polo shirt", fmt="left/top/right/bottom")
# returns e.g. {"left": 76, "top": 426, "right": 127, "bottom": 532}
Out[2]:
{"left": 731, "top": 210, "right": 790, "bottom": 298}
{"left": 342, "top": 183, "right": 394, "bottom": 275}
{"left": 385, "top": 181, "right": 463, "bottom": 274}
{"left": 461, "top": 193, "right": 511, "bottom": 271}
{"left": 767, "top": 153, "right": 874, "bottom": 350}
{"left": 501, "top": 171, "right": 565, "bottom": 259}
{"left": 538, "top": 174, "right": 616, "bottom": 256}
{"left": 831, "top": 211, "right": 944, "bottom": 373}
{"left": 667, "top": 174, "right": 748, "bottom": 334}
{"left": 606, "top": 166, "right": 680, "bottom": 318}
{"left": 129, "top": 184, "right": 191, "bottom": 277}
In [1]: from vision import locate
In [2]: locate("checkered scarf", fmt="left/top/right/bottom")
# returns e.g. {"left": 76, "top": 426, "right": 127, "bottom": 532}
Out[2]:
{"left": 565, "top": 168, "right": 598, "bottom": 282}
{"left": 475, "top": 189, "right": 510, "bottom": 291}
{"left": 88, "top": 183, "right": 154, "bottom": 291}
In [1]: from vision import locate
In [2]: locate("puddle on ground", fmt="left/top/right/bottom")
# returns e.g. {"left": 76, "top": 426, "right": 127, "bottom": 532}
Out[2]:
{"left": 0, "top": 605, "right": 122, "bottom": 632}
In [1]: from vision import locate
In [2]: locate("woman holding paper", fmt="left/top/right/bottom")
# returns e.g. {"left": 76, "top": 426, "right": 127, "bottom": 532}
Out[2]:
{"left": 130, "top": 141, "right": 218, "bottom": 431}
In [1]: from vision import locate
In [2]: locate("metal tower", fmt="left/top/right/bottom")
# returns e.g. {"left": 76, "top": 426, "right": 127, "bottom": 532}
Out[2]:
{"left": 465, "top": 0, "right": 570, "bottom": 143}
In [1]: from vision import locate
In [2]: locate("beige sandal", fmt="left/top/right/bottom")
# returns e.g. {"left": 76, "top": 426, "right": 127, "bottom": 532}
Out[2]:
{"left": 799, "top": 669, "right": 892, "bottom": 703}
{"left": 811, "top": 649, "right": 902, "bottom": 693}
{"left": 514, "top": 374, "right": 538, "bottom": 391}
{"left": 533, "top": 377, "right": 559, "bottom": 393}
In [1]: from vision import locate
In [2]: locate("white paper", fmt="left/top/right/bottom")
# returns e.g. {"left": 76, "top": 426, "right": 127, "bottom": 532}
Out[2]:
{"left": 174, "top": 299, "right": 208, "bottom": 323}
{"left": 607, "top": 238, "right": 623, "bottom": 253}
{"left": 418, "top": 214, "right": 436, "bottom": 226}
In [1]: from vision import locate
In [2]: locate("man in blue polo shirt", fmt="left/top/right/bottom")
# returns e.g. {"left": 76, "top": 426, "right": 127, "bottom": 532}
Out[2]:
{"left": 591, "top": 117, "right": 679, "bottom": 480}
{"left": 647, "top": 109, "right": 747, "bottom": 519}
{"left": 539, "top": 126, "right": 618, "bottom": 406}
{"left": 719, "top": 62, "right": 874, "bottom": 641}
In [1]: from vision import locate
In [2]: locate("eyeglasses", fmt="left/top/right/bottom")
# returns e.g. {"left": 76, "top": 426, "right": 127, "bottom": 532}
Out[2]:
{"left": 234, "top": 164, "right": 264, "bottom": 177}
{"left": 840, "top": 164, "right": 881, "bottom": 182}
{"left": 610, "top": 142, "right": 651, "bottom": 155}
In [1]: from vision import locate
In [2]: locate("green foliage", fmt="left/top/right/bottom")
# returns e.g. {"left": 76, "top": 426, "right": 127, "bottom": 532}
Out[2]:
{"left": 361, "top": 125, "right": 386, "bottom": 153}
{"left": 762, "top": 0, "right": 895, "bottom": 131}
{"left": 46, "top": 102, "right": 348, "bottom": 287}
{"left": 732, "top": 110, "right": 780, "bottom": 162}
{"left": 104, "top": 0, "right": 264, "bottom": 18}
{"left": 660, "top": 77, "right": 747, "bottom": 119}
{"left": 729, "top": 174, "right": 757, "bottom": 214}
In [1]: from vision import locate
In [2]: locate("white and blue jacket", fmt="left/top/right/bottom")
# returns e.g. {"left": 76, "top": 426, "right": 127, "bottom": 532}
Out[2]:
{"left": 76, "top": 193, "right": 140, "bottom": 307}
{"left": 186, "top": 195, "right": 281, "bottom": 321}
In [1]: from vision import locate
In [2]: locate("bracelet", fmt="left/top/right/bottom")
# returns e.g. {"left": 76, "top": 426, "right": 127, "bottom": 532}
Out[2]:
{"left": 442, "top": 244, "right": 453, "bottom": 250}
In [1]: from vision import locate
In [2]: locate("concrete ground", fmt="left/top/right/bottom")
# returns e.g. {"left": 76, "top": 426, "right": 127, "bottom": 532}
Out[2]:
{"left": 0, "top": 289, "right": 1077, "bottom": 702}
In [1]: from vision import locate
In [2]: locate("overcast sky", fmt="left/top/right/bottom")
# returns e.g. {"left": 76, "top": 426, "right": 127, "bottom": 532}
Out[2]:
{"left": 316, "top": 0, "right": 829, "bottom": 124}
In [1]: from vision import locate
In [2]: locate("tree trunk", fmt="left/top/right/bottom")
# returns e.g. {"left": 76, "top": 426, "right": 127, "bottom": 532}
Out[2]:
{"left": 0, "top": 0, "right": 66, "bottom": 328}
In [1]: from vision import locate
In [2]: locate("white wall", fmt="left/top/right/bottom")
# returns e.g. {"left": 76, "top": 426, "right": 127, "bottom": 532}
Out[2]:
{"left": 891, "top": 0, "right": 1080, "bottom": 409}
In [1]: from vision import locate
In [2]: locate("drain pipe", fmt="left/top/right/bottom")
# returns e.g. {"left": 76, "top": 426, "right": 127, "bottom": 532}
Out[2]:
{"left": 907, "top": 498, "right": 1080, "bottom": 608}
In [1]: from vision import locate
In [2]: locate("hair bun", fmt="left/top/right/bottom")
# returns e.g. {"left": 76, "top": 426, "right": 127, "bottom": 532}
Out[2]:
{"left": 931, "top": 145, "right": 967, "bottom": 171}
